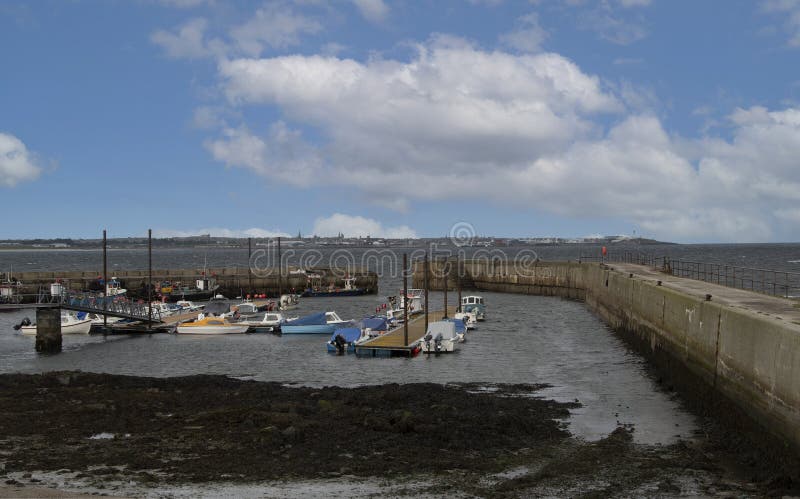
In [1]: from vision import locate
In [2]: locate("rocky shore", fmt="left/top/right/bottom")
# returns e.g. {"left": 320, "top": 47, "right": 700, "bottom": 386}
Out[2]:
{"left": 0, "top": 372, "right": 795, "bottom": 497}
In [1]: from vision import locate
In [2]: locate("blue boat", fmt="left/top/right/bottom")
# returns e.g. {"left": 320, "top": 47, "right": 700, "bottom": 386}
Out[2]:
{"left": 326, "top": 327, "right": 363, "bottom": 354}
{"left": 281, "top": 311, "right": 347, "bottom": 334}
{"left": 445, "top": 317, "right": 467, "bottom": 342}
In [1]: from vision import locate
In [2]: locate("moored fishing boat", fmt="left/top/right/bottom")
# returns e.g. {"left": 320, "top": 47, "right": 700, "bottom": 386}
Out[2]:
{"left": 460, "top": 296, "right": 486, "bottom": 321}
{"left": 176, "top": 315, "right": 249, "bottom": 334}
{"left": 162, "top": 276, "right": 220, "bottom": 302}
{"left": 386, "top": 289, "right": 424, "bottom": 322}
{"left": 17, "top": 311, "right": 93, "bottom": 335}
{"left": 302, "top": 277, "right": 370, "bottom": 297}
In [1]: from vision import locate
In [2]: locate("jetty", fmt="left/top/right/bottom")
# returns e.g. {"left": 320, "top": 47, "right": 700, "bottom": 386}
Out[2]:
{"left": 355, "top": 307, "right": 457, "bottom": 357}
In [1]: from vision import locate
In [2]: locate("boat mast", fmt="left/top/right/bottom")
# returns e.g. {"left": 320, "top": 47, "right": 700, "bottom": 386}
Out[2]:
{"left": 424, "top": 253, "right": 429, "bottom": 334}
{"left": 103, "top": 229, "right": 107, "bottom": 329}
{"left": 277, "top": 236, "right": 283, "bottom": 297}
{"left": 443, "top": 257, "right": 448, "bottom": 319}
{"left": 403, "top": 253, "right": 408, "bottom": 347}
{"left": 456, "top": 255, "right": 461, "bottom": 313}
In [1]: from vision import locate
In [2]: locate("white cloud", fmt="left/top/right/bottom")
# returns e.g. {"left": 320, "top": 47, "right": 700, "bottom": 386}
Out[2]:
{"left": 312, "top": 213, "right": 416, "bottom": 238}
{"left": 0, "top": 132, "right": 42, "bottom": 187}
{"left": 204, "top": 122, "right": 323, "bottom": 186}
{"left": 500, "top": 13, "right": 548, "bottom": 53}
{"left": 150, "top": 18, "right": 211, "bottom": 59}
{"left": 153, "top": 227, "right": 291, "bottom": 238}
{"left": 618, "top": 0, "right": 651, "bottom": 7}
{"left": 200, "top": 33, "right": 800, "bottom": 241}
{"left": 229, "top": 3, "right": 322, "bottom": 56}
{"left": 761, "top": 0, "right": 800, "bottom": 47}
{"left": 352, "top": 0, "right": 389, "bottom": 23}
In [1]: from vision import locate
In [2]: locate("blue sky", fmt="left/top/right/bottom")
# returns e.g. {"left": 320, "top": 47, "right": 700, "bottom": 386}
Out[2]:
{"left": 2, "top": 0, "right": 800, "bottom": 242}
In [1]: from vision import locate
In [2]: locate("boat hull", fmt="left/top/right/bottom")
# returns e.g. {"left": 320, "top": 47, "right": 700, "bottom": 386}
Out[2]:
{"left": 20, "top": 319, "right": 93, "bottom": 336}
{"left": 176, "top": 325, "right": 249, "bottom": 334}
{"left": 420, "top": 338, "right": 458, "bottom": 353}
{"left": 281, "top": 324, "right": 337, "bottom": 334}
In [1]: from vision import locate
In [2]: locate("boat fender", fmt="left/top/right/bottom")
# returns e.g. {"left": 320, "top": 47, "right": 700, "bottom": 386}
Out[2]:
{"left": 13, "top": 317, "right": 31, "bottom": 330}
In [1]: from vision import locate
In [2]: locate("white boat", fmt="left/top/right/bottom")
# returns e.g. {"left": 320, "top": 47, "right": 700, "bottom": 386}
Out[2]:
{"left": 19, "top": 311, "right": 93, "bottom": 335}
{"left": 175, "top": 300, "right": 204, "bottom": 312}
{"left": 145, "top": 301, "right": 175, "bottom": 319}
{"left": 420, "top": 321, "right": 460, "bottom": 353}
{"left": 237, "top": 312, "right": 293, "bottom": 332}
{"left": 454, "top": 310, "right": 477, "bottom": 330}
{"left": 461, "top": 296, "right": 486, "bottom": 321}
{"left": 386, "top": 289, "right": 424, "bottom": 322}
{"left": 0, "top": 271, "right": 23, "bottom": 305}
{"left": 105, "top": 277, "right": 126, "bottom": 297}
{"left": 176, "top": 315, "right": 249, "bottom": 335}
{"left": 279, "top": 294, "right": 300, "bottom": 311}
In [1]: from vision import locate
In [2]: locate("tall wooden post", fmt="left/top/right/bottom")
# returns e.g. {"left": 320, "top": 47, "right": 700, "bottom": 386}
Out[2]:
{"left": 403, "top": 253, "right": 408, "bottom": 347}
{"left": 102, "top": 229, "right": 107, "bottom": 328}
{"left": 424, "top": 253, "right": 429, "bottom": 334}
{"left": 443, "top": 258, "right": 448, "bottom": 319}
{"left": 247, "top": 237, "right": 252, "bottom": 294}
{"left": 456, "top": 255, "right": 462, "bottom": 313}
{"left": 277, "top": 237, "right": 283, "bottom": 297}
{"left": 148, "top": 229, "right": 152, "bottom": 330}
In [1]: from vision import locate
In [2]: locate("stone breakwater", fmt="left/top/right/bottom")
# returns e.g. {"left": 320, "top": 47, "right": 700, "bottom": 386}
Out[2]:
{"left": 9, "top": 267, "right": 378, "bottom": 299}
{"left": 414, "top": 259, "right": 800, "bottom": 460}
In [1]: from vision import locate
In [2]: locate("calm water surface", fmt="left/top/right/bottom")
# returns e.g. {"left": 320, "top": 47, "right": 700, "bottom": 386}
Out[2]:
{"left": 3, "top": 243, "right": 797, "bottom": 445}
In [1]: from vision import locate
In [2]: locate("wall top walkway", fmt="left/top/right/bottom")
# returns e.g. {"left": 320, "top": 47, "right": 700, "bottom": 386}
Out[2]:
{"left": 611, "top": 262, "right": 800, "bottom": 328}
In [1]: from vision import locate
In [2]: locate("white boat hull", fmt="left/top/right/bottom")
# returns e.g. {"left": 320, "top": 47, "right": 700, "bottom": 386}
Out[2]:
{"left": 20, "top": 319, "right": 93, "bottom": 336}
{"left": 420, "top": 338, "right": 458, "bottom": 353}
{"left": 176, "top": 324, "right": 249, "bottom": 335}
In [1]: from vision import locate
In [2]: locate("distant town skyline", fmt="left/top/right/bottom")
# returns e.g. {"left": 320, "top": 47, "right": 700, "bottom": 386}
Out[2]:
{"left": 2, "top": 1, "right": 800, "bottom": 243}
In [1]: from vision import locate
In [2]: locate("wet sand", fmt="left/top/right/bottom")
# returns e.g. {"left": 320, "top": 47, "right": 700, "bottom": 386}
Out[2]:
{"left": 0, "top": 372, "right": 796, "bottom": 497}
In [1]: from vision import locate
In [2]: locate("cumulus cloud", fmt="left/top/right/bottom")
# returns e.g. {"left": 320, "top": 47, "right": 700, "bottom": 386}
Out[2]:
{"left": 312, "top": 213, "right": 416, "bottom": 238}
{"left": 150, "top": 18, "right": 212, "bottom": 59}
{"left": 153, "top": 227, "right": 291, "bottom": 238}
{"left": 352, "top": 0, "right": 389, "bottom": 23}
{"left": 0, "top": 132, "right": 42, "bottom": 187}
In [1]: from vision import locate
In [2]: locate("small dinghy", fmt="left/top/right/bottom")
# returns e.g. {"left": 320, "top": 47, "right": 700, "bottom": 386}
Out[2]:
{"left": 327, "top": 326, "right": 363, "bottom": 354}
{"left": 420, "top": 320, "right": 460, "bottom": 354}
{"left": 176, "top": 315, "right": 249, "bottom": 335}
{"left": 17, "top": 311, "right": 93, "bottom": 335}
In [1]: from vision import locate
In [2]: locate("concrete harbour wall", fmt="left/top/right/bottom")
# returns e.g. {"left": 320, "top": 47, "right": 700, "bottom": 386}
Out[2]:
{"left": 413, "top": 260, "right": 800, "bottom": 453}
{"left": 12, "top": 267, "right": 378, "bottom": 299}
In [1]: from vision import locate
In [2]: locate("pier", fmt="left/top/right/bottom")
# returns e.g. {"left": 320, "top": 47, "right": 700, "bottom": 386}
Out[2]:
{"left": 355, "top": 307, "right": 457, "bottom": 357}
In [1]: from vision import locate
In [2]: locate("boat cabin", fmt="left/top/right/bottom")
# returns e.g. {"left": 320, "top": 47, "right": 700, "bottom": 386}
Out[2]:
{"left": 461, "top": 296, "right": 484, "bottom": 306}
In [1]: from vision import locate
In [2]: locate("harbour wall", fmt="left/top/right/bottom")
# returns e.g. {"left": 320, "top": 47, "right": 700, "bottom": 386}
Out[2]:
{"left": 11, "top": 267, "right": 378, "bottom": 299}
{"left": 413, "top": 260, "right": 800, "bottom": 454}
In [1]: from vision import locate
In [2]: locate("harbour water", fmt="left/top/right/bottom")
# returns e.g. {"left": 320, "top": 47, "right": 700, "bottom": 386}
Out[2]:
{"left": 1, "top": 243, "right": 799, "bottom": 447}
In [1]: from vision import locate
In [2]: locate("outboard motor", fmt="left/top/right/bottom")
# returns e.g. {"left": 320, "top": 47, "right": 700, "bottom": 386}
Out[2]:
{"left": 434, "top": 333, "right": 444, "bottom": 353}
{"left": 13, "top": 317, "right": 31, "bottom": 330}
{"left": 423, "top": 333, "right": 433, "bottom": 353}
{"left": 333, "top": 334, "right": 347, "bottom": 355}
